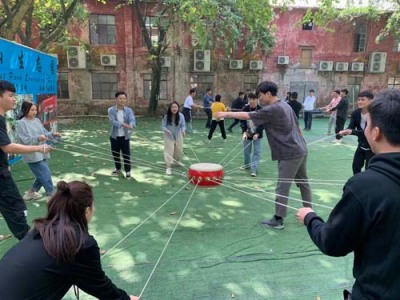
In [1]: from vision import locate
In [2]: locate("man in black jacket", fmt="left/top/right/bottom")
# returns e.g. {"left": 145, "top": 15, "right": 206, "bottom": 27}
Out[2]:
{"left": 339, "top": 90, "right": 374, "bottom": 174}
{"left": 296, "top": 89, "right": 400, "bottom": 300}
{"left": 331, "top": 89, "right": 349, "bottom": 142}
{"left": 227, "top": 92, "right": 246, "bottom": 132}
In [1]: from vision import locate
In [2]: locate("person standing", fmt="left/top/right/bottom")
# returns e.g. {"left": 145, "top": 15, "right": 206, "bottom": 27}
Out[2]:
{"left": 339, "top": 90, "right": 374, "bottom": 174}
{"left": 207, "top": 94, "right": 227, "bottom": 142}
{"left": 322, "top": 90, "right": 341, "bottom": 135}
{"left": 217, "top": 81, "right": 312, "bottom": 229}
{"left": 296, "top": 89, "right": 400, "bottom": 300}
{"left": 303, "top": 89, "right": 316, "bottom": 131}
{"left": 331, "top": 89, "right": 349, "bottom": 143}
{"left": 108, "top": 91, "right": 136, "bottom": 179}
{"left": 203, "top": 88, "right": 214, "bottom": 128}
{"left": 182, "top": 88, "right": 202, "bottom": 133}
{"left": 0, "top": 180, "right": 139, "bottom": 300}
{"left": 287, "top": 92, "right": 302, "bottom": 119}
{"left": 162, "top": 101, "right": 186, "bottom": 175}
{"left": 16, "top": 101, "right": 61, "bottom": 200}
{"left": 240, "top": 93, "right": 263, "bottom": 177}
{"left": 0, "top": 80, "right": 52, "bottom": 240}
{"left": 227, "top": 92, "right": 246, "bottom": 133}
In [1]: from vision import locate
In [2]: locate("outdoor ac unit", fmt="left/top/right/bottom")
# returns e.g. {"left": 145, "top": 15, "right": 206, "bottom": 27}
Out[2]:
{"left": 229, "top": 60, "right": 243, "bottom": 70}
{"left": 335, "top": 62, "right": 349, "bottom": 72}
{"left": 100, "top": 54, "right": 117, "bottom": 66}
{"left": 67, "top": 46, "right": 86, "bottom": 69}
{"left": 368, "top": 52, "right": 387, "bottom": 73}
{"left": 249, "top": 60, "right": 263, "bottom": 70}
{"left": 194, "top": 49, "right": 211, "bottom": 72}
{"left": 351, "top": 62, "right": 364, "bottom": 72}
{"left": 160, "top": 56, "right": 171, "bottom": 68}
{"left": 319, "top": 61, "right": 334, "bottom": 71}
{"left": 277, "top": 56, "right": 289, "bottom": 65}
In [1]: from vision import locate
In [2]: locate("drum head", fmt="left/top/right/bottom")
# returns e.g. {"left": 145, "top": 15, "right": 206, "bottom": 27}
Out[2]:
{"left": 189, "top": 163, "right": 222, "bottom": 172}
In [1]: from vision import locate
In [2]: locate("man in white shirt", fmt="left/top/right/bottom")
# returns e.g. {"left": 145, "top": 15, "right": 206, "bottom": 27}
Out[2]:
{"left": 303, "top": 89, "right": 316, "bottom": 131}
{"left": 182, "top": 88, "right": 202, "bottom": 133}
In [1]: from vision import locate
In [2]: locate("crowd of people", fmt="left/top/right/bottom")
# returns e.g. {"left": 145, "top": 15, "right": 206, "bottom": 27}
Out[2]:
{"left": 1, "top": 76, "right": 400, "bottom": 299}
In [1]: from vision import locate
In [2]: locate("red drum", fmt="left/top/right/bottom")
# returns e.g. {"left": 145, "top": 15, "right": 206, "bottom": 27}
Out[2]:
{"left": 188, "top": 163, "right": 224, "bottom": 186}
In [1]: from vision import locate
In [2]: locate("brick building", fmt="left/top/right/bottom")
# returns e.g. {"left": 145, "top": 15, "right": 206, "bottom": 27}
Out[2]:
{"left": 56, "top": 0, "right": 400, "bottom": 115}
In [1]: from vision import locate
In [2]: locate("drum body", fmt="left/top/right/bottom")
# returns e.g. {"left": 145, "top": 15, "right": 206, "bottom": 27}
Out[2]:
{"left": 188, "top": 163, "right": 224, "bottom": 186}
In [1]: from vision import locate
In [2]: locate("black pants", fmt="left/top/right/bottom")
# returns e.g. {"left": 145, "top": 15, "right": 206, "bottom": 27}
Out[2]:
{"left": 0, "top": 171, "right": 29, "bottom": 240}
{"left": 204, "top": 108, "right": 212, "bottom": 128}
{"left": 335, "top": 117, "right": 346, "bottom": 140}
{"left": 208, "top": 120, "right": 226, "bottom": 140}
{"left": 304, "top": 111, "right": 313, "bottom": 130}
{"left": 228, "top": 119, "right": 240, "bottom": 130}
{"left": 110, "top": 136, "right": 131, "bottom": 172}
{"left": 352, "top": 147, "right": 374, "bottom": 174}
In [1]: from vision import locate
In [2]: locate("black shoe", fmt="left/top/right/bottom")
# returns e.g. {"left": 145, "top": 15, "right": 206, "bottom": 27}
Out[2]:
{"left": 228, "top": 128, "right": 232, "bottom": 133}
{"left": 111, "top": 169, "right": 121, "bottom": 176}
{"left": 261, "top": 216, "right": 284, "bottom": 229}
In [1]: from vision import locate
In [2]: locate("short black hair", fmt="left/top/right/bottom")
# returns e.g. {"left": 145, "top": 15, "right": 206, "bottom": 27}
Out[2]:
{"left": 341, "top": 89, "right": 349, "bottom": 95}
{"left": 334, "top": 89, "right": 340, "bottom": 95}
{"left": 248, "top": 92, "right": 257, "bottom": 99}
{"left": 215, "top": 94, "right": 221, "bottom": 102}
{"left": 189, "top": 88, "right": 197, "bottom": 94}
{"left": 239, "top": 92, "right": 245, "bottom": 96}
{"left": 0, "top": 80, "right": 16, "bottom": 96}
{"left": 368, "top": 89, "right": 400, "bottom": 145}
{"left": 290, "top": 92, "right": 298, "bottom": 100}
{"left": 309, "top": 89, "right": 315, "bottom": 93}
{"left": 115, "top": 91, "right": 126, "bottom": 98}
{"left": 256, "top": 81, "right": 278, "bottom": 97}
{"left": 206, "top": 88, "right": 212, "bottom": 93}
{"left": 358, "top": 90, "right": 374, "bottom": 99}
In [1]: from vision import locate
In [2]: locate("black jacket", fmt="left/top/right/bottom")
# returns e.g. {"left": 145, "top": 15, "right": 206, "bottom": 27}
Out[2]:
{"left": 231, "top": 97, "right": 246, "bottom": 111}
{"left": 240, "top": 104, "right": 264, "bottom": 139}
{"left": 331, "top": 96, "right": 349, "bottom": 119}
{"left": 304, "top": 153, "right": 400, "bottom": 299}
{"left": 0, "top": 230, "right": 130, "bottom": 300}
{"left": 347, "top": 108, "right": 371, "bottom": 150}
{"left": 287, "top": 100, "right": 302, "bottom": 119}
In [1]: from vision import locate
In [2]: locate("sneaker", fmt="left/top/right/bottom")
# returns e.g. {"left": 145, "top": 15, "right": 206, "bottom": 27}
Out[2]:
{"left": 239, "top": 166, "right": 249, "bottom": 170}
{"left": 111, "top": 169, "right": 121, "bottom": 176}
{"left": 333, "top": 139, "right": 343, "bottom": 143}
{"left": 126, "top": 172, "right": 131, "bottom": 179}
{"left": 227, "top": 128, "right": 232, "bottom": 133}
{"left": 261, "top": 216, "right": 284, "bottom": 229}
{"left": 176, "top": 161, "right": 185, "bottom": 167}
{"left": 166, "top": 168, "right": 172, "bottom": 175}
{"left": 23, "top": 191, "right": 42, "bottom": 201}
{"left": 250, "top": 172, "right": 257, "bottom": 177}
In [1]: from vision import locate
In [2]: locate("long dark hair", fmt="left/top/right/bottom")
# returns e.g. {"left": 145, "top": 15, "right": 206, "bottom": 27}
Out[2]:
{"left": 166, "top": 101, "right": 180, "bottom": 126}
{"left": 19, "top": 101, "right": 35, "bottom": 120}
{"left": 33, "top": 181, "right": 94, "bottom": 263}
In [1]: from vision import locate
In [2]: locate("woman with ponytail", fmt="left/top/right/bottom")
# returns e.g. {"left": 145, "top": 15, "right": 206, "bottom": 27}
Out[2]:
{"left": 0, "top": 181, "right": 139, "bottom": 300}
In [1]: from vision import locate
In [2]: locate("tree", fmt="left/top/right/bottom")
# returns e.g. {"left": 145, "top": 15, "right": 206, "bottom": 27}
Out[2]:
{"left": 0, "top": 0, "right": 93, "bottom": 51}
{"left": 129, "top": 0, "right": 277, "bottom": 115}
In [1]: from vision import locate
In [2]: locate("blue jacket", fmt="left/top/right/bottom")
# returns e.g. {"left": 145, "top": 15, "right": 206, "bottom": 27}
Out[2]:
{"left": 108, "top": 105, "right": 136, "bottom": 140}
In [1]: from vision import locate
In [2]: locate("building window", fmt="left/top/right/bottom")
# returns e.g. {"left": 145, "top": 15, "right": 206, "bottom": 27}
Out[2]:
{"left": 143, "top": 72, "right": 168, "bottom": 100}
{"left": 89, "top": 14, "right": 116, "bottom": 45}
{"left": 190, "top": 74, "right": 214, "bottom": 100}
{"left": 353, "top": 23, "right": 366, "bottom": 52}
{"left": 300, "top": 48, "right": 312, "bottom": 68}
{"left": 388, "top": 77, "right": 400, "bottom": 89}
{"left": 302, "top": 18, "right": 313, "bottom": 30}
{"left": 244, "top": 75, "right": 259, "bottom": 92}
{"left": 393, "top": 37, "right": 400, "bottom": 52}
{"left": 142, "top": 16, "right": 163, "bottom": 46}
{"left": 92, "top": 73, "right": 118, "bottom": 99}
{"left": 57, "top": 73, "right": 69, "bottom": 99}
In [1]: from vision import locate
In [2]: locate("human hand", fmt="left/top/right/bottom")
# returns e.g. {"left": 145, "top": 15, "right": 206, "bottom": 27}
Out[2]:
{"left": 296, "top": 207, "right": 315, "bottom": 225}
{"left": 253, "top": 134, "right": 259, "bottom": 140}
{"left": 242, "top": 133, "right": 247, "bottom": 141}
{"left": 339, "top": 129, "right": 351, "bottom": 136}
{"left": 52, "top": 132, "right": 61, "bottom": 137}
{"left": 38, "top": 135, "right": 47, "bottom": 141}
{"left": 130, "top": 296, "right": 140, "bottom": 300}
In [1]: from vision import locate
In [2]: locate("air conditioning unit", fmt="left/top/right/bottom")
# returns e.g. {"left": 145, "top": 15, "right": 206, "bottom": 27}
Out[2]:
{"left": 335, "top": 62, "right": 349, "bottom": 72}
{"left": 249, "top": 60, "right": 263, "bottom": 70}
{"left": 67, "top": 46, "right": 86, "bottom": 69}
{"left": 277, "top": 56, "right": 289, "bottom": 65}
{"left": 194, "top": 49, "right": 211, "bottom": 72}
{"left": 160, "top": 56, "right": 171, "bottom": 68}
{"left": 229, "top": 60, "right": 243, "bottom": 70}
{"left": 319, "top": 61, "right": 334, "bottom": 71}
{"left": 351, "top": 62, "right": 364, "bottom": 72}
{"left": 100, "top": 54, "right": 117, "bottom": 66}
{"left": 368, "top": 52, "right": 387, "bottom": 73}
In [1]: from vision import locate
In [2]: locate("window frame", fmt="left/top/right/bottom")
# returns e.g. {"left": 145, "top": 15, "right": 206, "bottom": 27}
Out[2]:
{"left": 92, "top": 73, "right": 118, "bottom": 100}
{"left": 89, "top": 14, "right": 116, "bottom": 45}
{"left": 143, "top": 72, "right": 168, "bottom": 100}
{"left": 300, "top": 48, "right": 313, "bottom": 68}
{"left": 57, "top": 72, "right": 69, "bottom": 99}
{"left": 353, "top": 23, "right": 366, "bottom": 53}
{"left": 190, "top": 74, "right": 214, "bottom": 101}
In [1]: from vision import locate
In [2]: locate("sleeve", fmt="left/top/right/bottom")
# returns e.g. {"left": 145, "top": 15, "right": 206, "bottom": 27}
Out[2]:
{"left": 331, "top": 98, "right": 345, "bottom": 111}
{"left": 16, "top": 119, "right": 39, "bottom": 145}
{"left": 128, "top": 108, "right": 136, "bottom": 128}
{"left": 240, "top": 106, "right": 248, "bottom": 132}
{"left": 179, "top": 113, "right": 186, "bottom": 131}
{"left": 249, "top": 107, "right": 269, "bottom": 127}
{"left": 108, "top": 107, "right": 121, "bottom": 128}
{"left": 304, "top": 186, "right": 365, "bottom": 257}
{"left": 161, "top": 115, "right": 168, "bottom": 131}
{"left": 346, "top": 110, "right": 357, "bottom": 130}
{"left": 0, "top": 118, "right": 11, "bottom": 146}
{"left": 70, "top": 239, "right": 130, "bottom": 300}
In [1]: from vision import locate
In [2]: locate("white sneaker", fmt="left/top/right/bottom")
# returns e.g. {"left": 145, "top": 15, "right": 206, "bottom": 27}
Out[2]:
{"left": 250, "top": 172, "right": 257, "bottom": 177}
{"left": 23, "top": 191, "right": 42, "bottom": 201}
{"left": 166, "top": 168, "right": 172, "bottom": 175}
{"left": 333, "top": 139, "right": 342, "bottom": 143}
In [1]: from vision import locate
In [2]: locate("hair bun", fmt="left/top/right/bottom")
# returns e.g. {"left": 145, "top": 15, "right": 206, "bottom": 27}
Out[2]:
{"left": 56, "top": 181, "right": 70, "bottom": 193}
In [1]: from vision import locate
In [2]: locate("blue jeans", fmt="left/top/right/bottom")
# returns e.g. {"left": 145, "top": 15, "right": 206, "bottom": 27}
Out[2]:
{"left": 28, "top": 160, "right": 54, "bottom": 196}
{"left": 243, "top": 139, "right": 261, "bottom": 174}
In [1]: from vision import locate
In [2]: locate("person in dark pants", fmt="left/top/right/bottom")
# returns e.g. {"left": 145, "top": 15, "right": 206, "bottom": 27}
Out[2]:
{"left": 108, "top": 91, "right": 136, "bottom": 179}
{"left": 227, "top": 92, "right": 246, "bottom": 132}
{"left": 203, "top": 88, "right": 214, "bottom": 128}
{"left": 297, "top": 89, "right": 400, "bottom": 300}
{"left": 339, "top": 90, "right": 374, "bottom": 174}
{"left": 303, "top": 89, "right": 316, "bottom": 131}
{"left": 287, "top": 91, "right": 302, "bottom": 119}
{"left": 0, "top": 80, "right": 52, "bottom": 240}
{"left": 331, "top": 89, "right": 349, "bottom": 142}
{"left": 0, "top": 180, "right": 139, "bottom": 300}
{"left": 207, "top": 94, "right": 227, "bottom": 141}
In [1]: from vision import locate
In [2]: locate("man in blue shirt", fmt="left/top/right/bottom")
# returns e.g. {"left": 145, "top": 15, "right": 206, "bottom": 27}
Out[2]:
{"left": 203, "top": 88, "right": 214, "bottom": 128}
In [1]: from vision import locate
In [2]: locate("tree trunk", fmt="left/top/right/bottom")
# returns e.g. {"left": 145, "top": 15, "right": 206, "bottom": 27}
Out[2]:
{"left": 148, "top": 59, "right": 162, "bottom": 115}
{"left": 0, "top": 0, "right": 34, "bottom": 41}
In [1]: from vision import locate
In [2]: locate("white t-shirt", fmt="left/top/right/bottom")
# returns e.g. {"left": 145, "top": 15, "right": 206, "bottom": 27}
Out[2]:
{"left": 117, "top": 110, "right": 125, "bottom": 137}
{"left": 303, "top": 95, "right": 316, "bottom": 111}
{"left": 184, "top": 95, "right": 194, "bottom": 109}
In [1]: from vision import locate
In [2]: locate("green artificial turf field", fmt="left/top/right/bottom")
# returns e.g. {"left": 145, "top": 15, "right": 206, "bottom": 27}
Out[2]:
{"left": 0, "top": 116, "right": 359, "bottom": 300}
